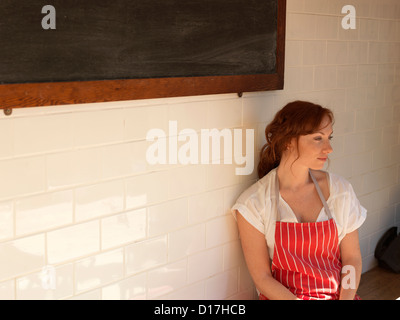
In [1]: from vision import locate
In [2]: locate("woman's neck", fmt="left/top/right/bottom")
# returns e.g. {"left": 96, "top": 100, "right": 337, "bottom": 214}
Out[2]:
{"left": 276, "top": 160, "right": 311, "bottom": 192}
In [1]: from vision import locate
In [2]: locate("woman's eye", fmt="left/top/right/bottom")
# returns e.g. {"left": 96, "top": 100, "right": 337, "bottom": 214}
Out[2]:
{"left": 314, "top": 137, "right": 322, "bottom": 141}
{"left": 329, "top": 136, "right": 334, "bottom": 140}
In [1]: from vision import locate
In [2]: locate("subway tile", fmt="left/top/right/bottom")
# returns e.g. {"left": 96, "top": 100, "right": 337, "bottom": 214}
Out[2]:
{"left": 337, "top": 65, "right": 358, "bottom": 88}
{"left": 384, "top": 85, "right": 400, "bottom": 108}
{"left": 125, "top": 235, "right": 167, "bottom": 275}
{"left": 124, "top": 105, "right": 168, "bottom": 142}
{"left": 13, "top": 114, "right": 73, "bottom": 157}
{"left": 378, "top": 65, "right": 395, "bottom": 85}
{"left": 357, "top": 64, "right": 377, "bottom": 87}
{"left": 168, "top": 101, "right": 209, "bottom": 132}
{"left": 206, "top": 215, "right": 238, "bottom": 248}
{"left": 286, "top": 13, "right": 316, "bottom": 39}
{"left": 102, "top": 272, "right": 146, "bottom": 300}
{"left": 188, "top": 247, "right": 223, "bottom": 283}
{"left": 168, "top": 224, "right": 205, "bottom": 262}
{"left": 285, "top": 67, "right": 314, "bottom": 92}
{"left": 379, "top": 206, "right": 396, "bottom": 231}
{"left": 162, "top": 281, "right": 205, "bottom": 300}
{"left": 389, "top": 184, "right": 400, "bottom": 207}
{"left": 147, "top": 260, "right": 187, "bottom": 299}
{"left": 315, "top": 15, "right": 339, "bottom": 40}
{"left": 75, "top": 249, "right": 124, "bottom": 294}
{"left": 188, "top": 189, "right": 224, "bottom": 225}
{"left": 101, "top": 142, "right": 148, "bottom": 180}
{"left": 355, "top": 108, "right": 375, "bottom": 131}
{"left": 304, "top": 0, "right": 330, "bottom": 14}
{"left": 46, "top": 149, "right": 102, "bottom": 190}
{"left": 206, "top": 163, "right": 241, "bottom": 190}
{"left": 0, "top": 280, "right": 14, "bottom": 300}
{"left": 369, "top": 42, "right": 392, "bottom": 64}
{"left": 16, "top": 263, "right": 73, "bottom": 300}
{"left": 314, "top": 66, "right": 337, "bottom": 90}
{"left": 0, "top": 201, "right": 13, "bottom": 241}
{"left": 342, "top": 0, "right": 371, "bottom": 18}
{"left": 359, "top": 189, "right": 389, "bottom": 214}
{"left": 359, "top": 19, "right": 380, "bottom": 41}
{"left": 352, "top": 152, "right": 373, "bottom": 176}
{"left": 359, "top": 211, "right": 379, "bottom": 239}
{"left": 0, "top": 156, "right": 45, "bottom": 200}
{"left": 285, "top": 41, "right": 303, "bottom": 66}
{"left": 332, "top": 111, "right": 355, "bottom": 135}
{"left": 396, "top": 64, "right": 400, "bottom": 84}
{"left": 286, "top": 0, "right": 304, "bottom": 12}
{"left": 126, "top": 171, "right": 169, "bottom": 210}
{"left": 330, "top": 156, "right": 353, "bottom": 178}
{"left": 337, "top": 18, "right": 360, "bottom": 41}
{"left": 379, "top": 20, "right": 398, "bottom": 42}
{"left": 370, "top": 0, "right": 399, "bottom": 19}
{"left": 148, "top": 199, "right": 187, "bottom": 237}
{"left": 346, "top": 87, "right": 367, "bottom": 111}
{"left": 327, "top": 41, "right": 348, "bottom": 65}
{"left": 0, "top": 119, "right": 14, "bottom": 159}
{"left": 16, "top": 190, "right": 73, "bottom": 236}
{"left": 205, "top": 269, "right": 238, "bottom": 300}
{"left": 223, "top": 240, "right": 244, "bottom": 271}
{"left": 168, "top": 165, "right": 207, "bottom": 199}
{"left": 0, "top": 235, "right": 45, "bottom": 281}
{"left": 207, "top": 98, "right": 242, "bottom": 129}
{"left": 348, "top": 42, "right": 368, "bottom": 65}
{"left": 372, "top": 145, "right": 395, "bottom": 170}
{"left": 101, "top": 208, "right": 147, "bottom": 250}
{"left": 374, "top": 106, "right": 394, "bottom": 128}
{"left": 365, "top": 86, "right": 385, "bottom": 108}
{"left": 75, "top": 180, "right": 124, "bottom": 222}
{"left": 72, "top": 109, "right": 124, "bottom": 147}
{"left": 363, "top": 129, "right": 383, "bottom": 152}
{"left": 303, "top": 40, "right": 327, "bottom": 65}
{"left": 70, "top": 289, "right": 101, "bottom": 300}
{"left": 242, "top": 94, "right": 275, "bottom": 125}
{"left": 47, "top": 221, "right": 99, "bottom": 264}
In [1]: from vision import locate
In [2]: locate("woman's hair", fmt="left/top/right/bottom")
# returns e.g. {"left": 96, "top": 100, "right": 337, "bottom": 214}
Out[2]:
{"left": 257, "top": 101, "right": 334, "bottom": 179}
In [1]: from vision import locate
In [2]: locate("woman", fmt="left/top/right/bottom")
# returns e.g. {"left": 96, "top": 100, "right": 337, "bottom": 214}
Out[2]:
{"left": 232, "top": 101, "right": 366, "bottom": 300}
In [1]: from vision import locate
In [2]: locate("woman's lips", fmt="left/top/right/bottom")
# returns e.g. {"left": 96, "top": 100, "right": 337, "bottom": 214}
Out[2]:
{"left": 318, "top": 157, "right": 328, "bottom": 162}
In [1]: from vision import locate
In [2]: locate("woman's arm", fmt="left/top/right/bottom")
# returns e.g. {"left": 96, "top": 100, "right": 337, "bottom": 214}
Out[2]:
{"left": 339, "top": 229, "right": 362, "bottom": 300}
{"left": 236, "top": 211, "right": 298, "bottom": 300}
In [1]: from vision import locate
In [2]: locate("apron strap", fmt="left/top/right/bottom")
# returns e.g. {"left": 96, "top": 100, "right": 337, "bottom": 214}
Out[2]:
{"left": 275, "top": 169, "right": 333, "bottom": 221}
{"left": 308, "top": 169, "right": 333, "bottom": 220}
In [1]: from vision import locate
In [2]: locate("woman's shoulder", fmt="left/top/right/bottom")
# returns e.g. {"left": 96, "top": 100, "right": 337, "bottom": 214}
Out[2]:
{"left": 235, "top": 169, "right": 277, "bottom": 205}
{"left": 311, "top": 169, "right": 354, "bottom": 197}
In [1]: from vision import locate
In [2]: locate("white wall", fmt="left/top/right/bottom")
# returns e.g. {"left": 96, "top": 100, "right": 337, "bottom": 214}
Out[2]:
{"left": 0, "top": 0, "right": 399, "bottom": 299}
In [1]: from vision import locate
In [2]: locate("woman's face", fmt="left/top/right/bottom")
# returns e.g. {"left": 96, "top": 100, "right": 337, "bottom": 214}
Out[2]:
{"left": 290, "top": 116, "right": 334, "bottom": 170}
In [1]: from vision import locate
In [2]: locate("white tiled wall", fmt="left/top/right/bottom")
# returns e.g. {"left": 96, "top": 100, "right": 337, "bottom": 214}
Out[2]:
{"left": 0, "top": 0, "right": 400, "bottom": 300}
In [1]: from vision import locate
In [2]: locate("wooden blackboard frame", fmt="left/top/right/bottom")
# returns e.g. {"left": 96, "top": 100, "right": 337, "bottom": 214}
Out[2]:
{"left": 0, "top": 0, "right": 286, "bottom": 111}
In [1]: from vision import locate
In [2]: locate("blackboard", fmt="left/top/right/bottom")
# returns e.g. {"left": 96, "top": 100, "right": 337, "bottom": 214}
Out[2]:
{"left": 0, "top": 0, "right": 286, "bottom": 110}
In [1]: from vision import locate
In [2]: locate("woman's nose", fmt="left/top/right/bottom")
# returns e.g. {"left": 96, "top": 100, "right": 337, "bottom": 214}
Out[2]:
{"left": 324, "top": 141, "right": 333, "bottom": 154}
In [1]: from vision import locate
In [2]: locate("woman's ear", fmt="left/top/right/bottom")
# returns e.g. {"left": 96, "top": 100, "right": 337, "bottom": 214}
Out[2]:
{"left": 286, "top": 137, "right": 296, "bottom": 151}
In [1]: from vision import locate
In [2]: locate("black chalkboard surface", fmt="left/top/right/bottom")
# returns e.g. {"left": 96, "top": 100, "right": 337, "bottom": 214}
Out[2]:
{"left": 0, "top": 0, "right": 286, "bottom": 110}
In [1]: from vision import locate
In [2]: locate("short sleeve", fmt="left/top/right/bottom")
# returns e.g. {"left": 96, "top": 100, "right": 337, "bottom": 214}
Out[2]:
{"left": 231, "top": 181, "right": 266, "bottom": 234}
{"left": 330, "top": 173, "right": 367, "bottom": 240}
{"left": 345, "top": 183, "right": 367, "bottom": 234}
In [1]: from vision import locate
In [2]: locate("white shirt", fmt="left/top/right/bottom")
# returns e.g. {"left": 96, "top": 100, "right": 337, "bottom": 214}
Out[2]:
{"left": 232, "top": 168, "right": 367, "bottom": 259}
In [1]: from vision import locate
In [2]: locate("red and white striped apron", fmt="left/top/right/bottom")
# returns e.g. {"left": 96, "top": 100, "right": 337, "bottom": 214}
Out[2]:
{"left": 260, "top": 170, "right": 342, "bottom": 300}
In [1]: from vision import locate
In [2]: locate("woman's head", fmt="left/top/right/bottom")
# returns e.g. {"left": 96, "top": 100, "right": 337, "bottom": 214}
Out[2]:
{"left": 257, "top": 101, "right": 334, "bottom": 178}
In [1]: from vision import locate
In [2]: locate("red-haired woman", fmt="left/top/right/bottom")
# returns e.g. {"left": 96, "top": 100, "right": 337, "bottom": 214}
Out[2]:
{"left": 232, "top": 101, "right": 366, "bottom": 300}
